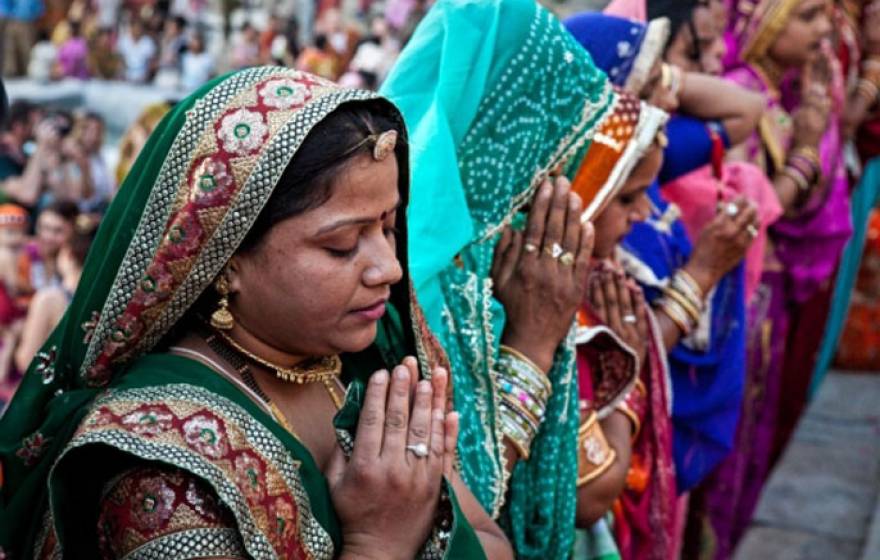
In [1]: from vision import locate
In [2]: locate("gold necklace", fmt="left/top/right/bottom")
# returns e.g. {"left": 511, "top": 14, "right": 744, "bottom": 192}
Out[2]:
{"left": 212, "top": 328, "right": 344, "bottom": 409}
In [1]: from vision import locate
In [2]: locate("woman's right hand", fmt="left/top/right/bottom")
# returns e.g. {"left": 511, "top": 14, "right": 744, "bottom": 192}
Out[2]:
{"left": 491, "top": 177, "right": 595, "bottom": 372}
{"left": 684, "top": 197, "right": 758, "bottom": 294}
{"left": 793, "top": 47, "right": 833, "bottom": 149}
{"left": 588, "top": 264, "right": 649, "bottom": 367}
{"left": 327, "top": 358, "right": 458, "bottom": 560}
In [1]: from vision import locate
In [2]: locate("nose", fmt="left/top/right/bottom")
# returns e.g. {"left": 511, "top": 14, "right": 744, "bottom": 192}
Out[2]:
{"left": 631, "top": 193, "right": 652, "bottom": 224}
{"left": 362, "top": 233, "right": 403, "bottom": 287}
{"left": 815, "top": 11, "right": 832, "bottom": 41}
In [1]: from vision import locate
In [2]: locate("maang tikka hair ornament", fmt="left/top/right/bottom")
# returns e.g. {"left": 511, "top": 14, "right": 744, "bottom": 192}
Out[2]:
{"left": 372, "top": 130, "right": 398, "bottom": 161}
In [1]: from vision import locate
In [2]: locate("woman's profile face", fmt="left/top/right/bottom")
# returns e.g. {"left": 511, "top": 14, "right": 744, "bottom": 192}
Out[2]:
{"left": 768, "top": 0, "right": 831, "bottom": 70}
{"left": 228, "top": 153, "right": 403, "bottom": 358}
{"left": 592, "top": 147, "right": 663, "bottom": 259}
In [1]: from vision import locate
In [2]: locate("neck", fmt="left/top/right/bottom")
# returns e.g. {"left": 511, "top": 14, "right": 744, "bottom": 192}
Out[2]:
{"left": 753, "top": 56, "right": 786, "bottom": 93}
{"left": 228, "top": 321, "right": 307, "bottom": 370}
{"left": 62, "top": 268, "right": 81, "bottom": 292}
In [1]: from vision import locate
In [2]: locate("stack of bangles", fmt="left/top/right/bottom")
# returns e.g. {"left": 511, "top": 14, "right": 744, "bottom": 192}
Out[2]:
{"left": 576, "top": 404, "right": 617, "bottom": 487}
{"left": 655, "top": 269, "right": 705, "bottom": 337}
{"left": 497, "top": 345, "right": 552, "bottom": 461}
{"left": 781, "top": 145, "right": 822, "bottom": 204}
{"left": 660, "top": 63, "right": 683, "bottom": 97}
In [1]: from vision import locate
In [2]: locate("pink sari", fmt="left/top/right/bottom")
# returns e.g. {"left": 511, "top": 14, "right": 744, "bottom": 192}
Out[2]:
{"left": 662, "top": 162, "right": 782, "bottom": 302}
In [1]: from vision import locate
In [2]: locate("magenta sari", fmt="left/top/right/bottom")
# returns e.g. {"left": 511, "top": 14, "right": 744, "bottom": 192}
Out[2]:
{"left": 689, "top": 2, "right": 853, "bottom": 557}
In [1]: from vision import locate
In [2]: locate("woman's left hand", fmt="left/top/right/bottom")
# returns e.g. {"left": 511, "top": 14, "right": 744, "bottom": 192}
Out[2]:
{"left": 491, "top": 177, "right": 595, "bottom": 372}
{"left": 589, "top": 264, "right": 649, "bottom": 367}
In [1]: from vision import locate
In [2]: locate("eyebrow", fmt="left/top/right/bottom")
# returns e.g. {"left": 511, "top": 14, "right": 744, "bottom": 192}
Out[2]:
{"left": 314, "top": 199, "right": 402, "bottom": 236}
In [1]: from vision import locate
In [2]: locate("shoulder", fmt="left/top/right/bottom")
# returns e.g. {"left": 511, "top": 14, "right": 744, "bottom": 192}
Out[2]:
{"left": 97, "top": 464, "right": 248, "bottom": 560}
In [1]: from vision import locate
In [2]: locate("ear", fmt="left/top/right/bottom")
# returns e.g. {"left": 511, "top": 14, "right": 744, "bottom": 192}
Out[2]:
{"left": 225, "top": 255, "right": 244, "bottom": 295}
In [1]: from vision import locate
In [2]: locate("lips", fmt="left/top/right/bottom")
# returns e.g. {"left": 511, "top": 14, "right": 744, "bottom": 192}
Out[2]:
{"left": 351, "top": 298, "right": 388, "bottom": 321}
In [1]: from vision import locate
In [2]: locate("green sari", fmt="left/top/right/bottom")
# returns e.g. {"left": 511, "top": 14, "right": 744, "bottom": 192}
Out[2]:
{"left": 0, "top": 67, "right": 484, "bottom": 559}
{"left": 382, "top": 1, "right": 615, "bottom": 558}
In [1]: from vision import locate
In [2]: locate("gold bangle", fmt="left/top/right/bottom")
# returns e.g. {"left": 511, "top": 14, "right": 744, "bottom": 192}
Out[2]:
{"left": 674, "top": 269, "right": 705, "bottom": 302}
{"left": 663, "top": 286, "right": 702, "bottom": 323}
{"left": 577, "top": 411, "right": 618, "bottom": 487}
{"left": 500, "top": 345, "right": 548, "bottom": 376}
{"left": 657, "top": 297, "right": 693, "bottom": 336}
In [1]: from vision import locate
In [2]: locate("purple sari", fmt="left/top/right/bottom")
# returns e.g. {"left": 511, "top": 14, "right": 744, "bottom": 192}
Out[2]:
{"left": 689, "top": 1, "right": 853, "bottom": 557}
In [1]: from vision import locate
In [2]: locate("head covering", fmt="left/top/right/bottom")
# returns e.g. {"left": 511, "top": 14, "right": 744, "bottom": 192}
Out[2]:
{"left": 604, "top": 0, "right": 647, "bottom": 21}
{"left": 0, "top": 67, "right": 433, "bottom": 556}
{"left": 381, "top": 1, "right": 615, "bottom": 558}
{"left": 729, "top": 0, "right": 803, "bottom": 64}
{"left": 0, "top": 203, "right": 28, "bottom": 228}
{"left": 647, "top": 0, "right": 702, "bottom": 40}
{"left": 572, "top": 89, "right": 669, "bottom": 222}
{"left": 565, "top": 13, "right": 671, "bottom": 101}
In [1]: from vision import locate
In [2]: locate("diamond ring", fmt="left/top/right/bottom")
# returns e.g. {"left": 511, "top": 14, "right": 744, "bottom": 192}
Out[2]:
{"left": 545, "top": 242, "right": 564, "bottom": 260}
{"left": 623, "top": 314, "right": 638, "bottom": 324}
{"left": 406, "top": 443, "right": 430, "bottom": 458}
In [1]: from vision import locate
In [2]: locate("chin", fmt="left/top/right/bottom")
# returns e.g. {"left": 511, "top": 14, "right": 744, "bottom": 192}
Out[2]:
{"left": 334, "top": 323, "right": 380, "bottom": 355}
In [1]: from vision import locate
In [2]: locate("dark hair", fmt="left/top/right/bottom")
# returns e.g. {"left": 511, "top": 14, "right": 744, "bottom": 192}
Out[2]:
{"left": 314, "top": 34, "right": 329, "bottom": 50}
{"left": 238, "top": 99, "right": 407, "bottom": 253}
{"left": 41, "top": 200, "right": 79, "bottom": 224}
{"left": 3, "top": 100, "right": 37, "bottom": 132}
{"left": 0, "top": 78, "right": 7, "bottom": 128}
{"left": 647, "top": 0, "right": 701, "bottom": 49}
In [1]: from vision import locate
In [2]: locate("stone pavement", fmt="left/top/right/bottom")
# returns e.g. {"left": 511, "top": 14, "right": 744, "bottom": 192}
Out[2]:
{"left": 734, "top": 372, "right": 880, "bottom": 560}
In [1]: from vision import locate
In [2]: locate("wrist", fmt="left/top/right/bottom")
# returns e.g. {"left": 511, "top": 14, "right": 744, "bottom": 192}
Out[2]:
{"left": 681, "top": 261, "right": 716, "bottom": 295}
{"left": 499, "top": 336, "right": 554, "bottom": 373}
{"left": 341, "top": 534, "right": 411, "bottom": 560}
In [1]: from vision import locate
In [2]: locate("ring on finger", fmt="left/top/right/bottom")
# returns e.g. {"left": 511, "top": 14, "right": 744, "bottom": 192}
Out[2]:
{"left": 746, "top": 224, "right": 759, "bottom": 238}
{"left": 560, "top": 251, "right": 576, "bottom": 267}
{"left": 623, "top": 314, "right": 638, "bottom": 324}
{"left": 524, "top": 242, "right": 538, "bottom": 254}
{"left": 406, "top": 443, "right": 430, "bottom": 458}
{"left": 724, "top": 202, "right": 740, "bottom": 217}
{"left": 545, "top": 242, "right": 564, "bottom": 260}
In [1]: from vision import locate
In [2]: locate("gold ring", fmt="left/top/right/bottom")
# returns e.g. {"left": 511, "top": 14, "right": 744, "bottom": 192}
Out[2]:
{"left": 560, "top": 252, "right": 575, "bottom": 266}
{"left": 746, "top": 224, "right": 759, "bottom": 238}
{"left": 524, "top": 243, "right": 538, "bottom": 254}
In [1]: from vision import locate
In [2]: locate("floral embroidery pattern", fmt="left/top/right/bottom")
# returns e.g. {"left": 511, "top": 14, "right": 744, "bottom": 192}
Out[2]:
{"left": 35, "top": 347, "right": 57, "bottom": 385}
{"left": 219, "top": 109, "right": 269, "bottom": 155}
{"left": 16, "top": 432, "right": 50, "bottom": 467}
{"left": 260, "top": 78, "right": 312, "bottom": 109}
{"left": 68, "top": 387, "right": 330, "bottom": 559}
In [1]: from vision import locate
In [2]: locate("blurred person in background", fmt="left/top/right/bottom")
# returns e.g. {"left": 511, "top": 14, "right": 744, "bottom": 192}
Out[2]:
{"left": 114, "top": 101, "right": 171, "bottom": 185}
{"left": 179, "top": 30, "right": 215, "bottom": 93}
{"left": 0, "top": 203, "right": 28, "bottom": 404}
{"left": 153, "top": 15, "right": 188, "bottom": 89}
{"left": 14, "top": 214, "right": 95, "bottom": 374}
{"left": 88, "top": 27, "right": 122, "bottom": 79}
{"left": 56, "top": 20, "right": 90, "bottom": 79}
{"left": 0, "top": 0, "right": 45, "bottom": 77}
{"left": 0, "top": 100, "right": 39, "bottom": 199}
{"left": 117, "top": 16, "right": 156, "bottom": 83}
{"left": 74, "top": 112, "right": 113, "bottom": 214}
{"left": 230, "top": 21, "right": 260, "bottom": 68}
{"left": 16, "top": 200, "right": 76, "bottom": 303}
{"left": 26, "top": 29, "right": 56, "bottom": 81}
{"left": 296, "top": 34, "right": 341, "bottom": 80}
{"left": 258, "top": 13, "right": 285, "bottom": 64}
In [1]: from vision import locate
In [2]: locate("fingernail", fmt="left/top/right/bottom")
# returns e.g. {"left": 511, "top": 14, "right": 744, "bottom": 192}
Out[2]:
{"left": 540, "top": 182, "right": 552, "bottom": 197}
{"left": 433, "top": 409, "right": 444, "bottom": 421}
{"left": 434, "top": 368, "right": 447, "bottom": 381}
{"left": 418, "top": 380, "right": 431, "bottom": 393}
{"left": 373, "top": 370, "right": 389, "bottom": 384}
{"left": 395, "top": 367, "right": 409, "bottom": 380}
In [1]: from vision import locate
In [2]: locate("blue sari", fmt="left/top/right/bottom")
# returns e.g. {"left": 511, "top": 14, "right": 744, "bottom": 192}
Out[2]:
{"left": 568, "top": 10, "right": 748, "bottom": 493}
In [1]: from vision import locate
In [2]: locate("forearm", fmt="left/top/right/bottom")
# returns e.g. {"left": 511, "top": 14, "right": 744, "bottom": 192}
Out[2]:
{"left": 3, "top": 155, "right": 45, "bottom": 207}
{"left": 677, "top": 73, "right": 764, "bottom": 145}
{"left": 575, "top": 411, "right": 632, "bottom": 527}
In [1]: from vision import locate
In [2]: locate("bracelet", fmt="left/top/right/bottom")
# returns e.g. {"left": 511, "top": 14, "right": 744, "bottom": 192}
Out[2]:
{"left": 789, "top": 145, "right": 821, "bottom": 172}
{"left": 498, "top": 346, "right": 552, "bottom": 400}
{"left": 615, "top": 380, "right": 647, "bottom": 442}
{"left": 674, "top": 269, "right": 705, "bottom": 303}
{"left": 577, "top": 411, "right": 618, "bottom": 487}
{"left": 787, "top": 156, "right": 819, "bottom": 183}
{"left": 781, "top": 165, "right": 811, "bottom": 193}
{"left": 499, "top": 400, "right": 538, "bottom": 460}
{"left": 500, "top": 391, "right": 544, "bottom": 426}
{"left": 662, "top": 285, "right": 702, "bottom": 324}
{"left": 656, "top": 296, "right": 694, "bottom": 336}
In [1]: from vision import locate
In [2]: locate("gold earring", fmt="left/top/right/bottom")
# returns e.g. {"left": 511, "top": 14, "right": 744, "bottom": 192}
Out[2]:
{"left": 210, "top": 274, "right": 234, "bottom": 331}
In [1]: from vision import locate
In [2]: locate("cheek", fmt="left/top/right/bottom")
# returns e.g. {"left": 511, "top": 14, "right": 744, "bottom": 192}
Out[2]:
{"left": 593, "top": 208, "right": 627, "bottom": 255}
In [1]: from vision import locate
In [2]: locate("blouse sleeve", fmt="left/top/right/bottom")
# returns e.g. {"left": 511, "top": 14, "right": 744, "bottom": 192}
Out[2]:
{"left": 659, "top": 116, "right": 731, "bottom": 184}
{"left": 97, "top": 465, "right": 250, "bottom": 560}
